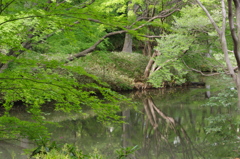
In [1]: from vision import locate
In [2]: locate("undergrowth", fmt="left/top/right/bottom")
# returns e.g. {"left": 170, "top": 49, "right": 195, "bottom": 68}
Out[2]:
{"left": 70, "top": 52, "right": 149, "bottom": 90}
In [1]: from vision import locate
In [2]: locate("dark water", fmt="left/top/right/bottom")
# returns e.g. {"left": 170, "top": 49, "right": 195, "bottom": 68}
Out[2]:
{"left": 1, "top": 76, "right": 239, "bottom": 158}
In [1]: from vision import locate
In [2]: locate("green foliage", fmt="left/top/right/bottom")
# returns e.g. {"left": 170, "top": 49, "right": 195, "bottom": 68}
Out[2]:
{"left": 0, "top": 116, "right": 50, "bottom": 140}
{"left": 202, "top": 86, "right": 238, "bottom": 141}
{"left": 203, "top": 87, "right": 237, "bottom": 108}
{"left": 0, "top": 9, "right": 62, "bottom": 50}
{"left": 173, "top": 5, "right": 211, "bottom": 33}
{"left": 116, "top": 145, "right": 139, "bottom": 159}
{"left": 3, "top": 2, "right": 235, "bottom": 158}
{"left": 0, "top": 54, "right": 132, "bottom": 140}
{"left": 173, "top": 2, "right": 233, "bottom": 70}
{"left": 148, "top": 2, "right": 229, "bottom": 87}
{"left": 0, "top": 0, "right": 141, "bottom": 144}
{"left": 32, "top": 143, "right": 93, "bottom": 159}
{"left": 31, "top": 140, "right": 138, "bottom": 159}
{"left": 200, "top": 86, "right": 240, "bottom": 158}
{"left": 34, "top": 23, "right": 110, "bottom": 54}
{"left": 149, "top": 34, "right": 192, "bottom": 87}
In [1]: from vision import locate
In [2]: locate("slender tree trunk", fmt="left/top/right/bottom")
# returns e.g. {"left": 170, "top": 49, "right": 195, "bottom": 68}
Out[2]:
{"left": 143, "top": 40, "right": 153, "bottom": 56}
{"left": 122, "top": 33, "right": 133, "bottom": 53}
{"left": 143, "top": 50, "right": 160, "bottom": 78}
{"left": 228, "top": 0, "right": 240, "bottom": 108}
{"left": 197, "top": 0, "right": 240, "bottom": 107}
{"left": 237, "top": 71, "right": 240, "bottom": 108}
{"left": 121, "top": 0, "right": 133, "bottom": 53}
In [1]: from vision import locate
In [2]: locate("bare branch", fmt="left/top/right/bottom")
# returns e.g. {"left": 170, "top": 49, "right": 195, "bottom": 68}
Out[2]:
{"left": 66, "top": 3, "right": 182, "bottom": 61}
{"left": 67, "top": 30, "right": 127, "bottom": 61}
{"left": 130, "top": 8, "right": 179, "bottom": 32}
{"left": 221, "top": 0, "right": 227, "bottom": 33}
{"left": 144, "top": 51, "right": 160, "bottom": 78}
{"left": 195, "top": 0, "right": 221, "bottom": 35}
{"left": 196, "top": 0, "right": 236, "bottom": 79}
{"left": 182, "top": 59, "right": 224, "bottom": 76}
{"left": 0, "top": 0, "right": 16, "bottom": 14}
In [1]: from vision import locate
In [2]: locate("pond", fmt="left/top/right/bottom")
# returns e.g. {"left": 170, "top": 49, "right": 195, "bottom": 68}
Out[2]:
{"left": 1, "top": 75, "right": 239, "bottom": 158}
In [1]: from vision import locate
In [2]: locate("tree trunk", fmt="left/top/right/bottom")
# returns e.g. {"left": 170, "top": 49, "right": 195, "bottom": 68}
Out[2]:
{"left": 143, "top": 50, "right": 160, "bottom": 78}
{"left": 197, "top": 0, "right": 240, "bottom": 107}
{"left": 122, "top": 33, "right": 133, "bottom": 53}
{"left": 227, "top": 0, "right": 240, "bottom": 108}
{"left": 237, "top": 71, "right": 240, "bottom": 109}
{"left": 143, "top": 40, "right": 153, "bottom": 56}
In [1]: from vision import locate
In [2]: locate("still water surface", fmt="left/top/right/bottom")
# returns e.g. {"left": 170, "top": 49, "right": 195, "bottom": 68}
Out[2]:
{"left": 1, "top": 76, "right": 239, "bottom": 158}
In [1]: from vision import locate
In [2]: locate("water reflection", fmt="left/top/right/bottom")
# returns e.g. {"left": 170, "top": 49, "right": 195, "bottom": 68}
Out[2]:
{"left": 121, "top": 94, "right": 206, "bottom": 159}
{"left": 3, "top": 86, "right": 239, "bottom": 158}
{"left": 205, "top": 85, "right": 211, "bottom": 98}
{"left": 0, "top": 139, "right": 34, "bottom": 159}
{"left": 123, "top": 88, "right": 238, "bottom": 159}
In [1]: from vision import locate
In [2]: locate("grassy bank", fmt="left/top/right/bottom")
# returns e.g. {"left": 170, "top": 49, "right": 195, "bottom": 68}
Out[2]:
{"left": 35, "top": 51, "right": 149, "bottom": 91}
{"left": 21, "top": 51, "right": 222, "bottom": 91}
{"left": 72, "top": 52, "right": 149, "bottom": 90}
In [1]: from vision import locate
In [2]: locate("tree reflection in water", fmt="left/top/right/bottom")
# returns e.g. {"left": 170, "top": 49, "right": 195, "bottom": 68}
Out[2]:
{"left": 4, "top": 87, "right": 239, "bottom": 158}
{"left": 134, "top": 97, "right": 204, "bottom": 159}
{"left": 122, "top": 88, "right": 239, "bottom": 159}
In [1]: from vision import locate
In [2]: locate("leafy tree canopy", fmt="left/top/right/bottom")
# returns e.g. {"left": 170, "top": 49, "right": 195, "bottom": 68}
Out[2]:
{"left": 0, "top": 0, "right": 134, "bottom": 141}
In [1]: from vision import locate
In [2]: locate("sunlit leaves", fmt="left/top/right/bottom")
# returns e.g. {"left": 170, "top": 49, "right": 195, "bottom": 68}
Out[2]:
{"left": 99, "top": 0, "right": 127, "bottom": 13}
{"left": 0, "top": 55, "right": 131, "bottom": 140}
{"left": 148, "top": 34, "right": 193, "bottom": 87}
{"left": 173, "top": 5, "right": 211, "bottom": 33}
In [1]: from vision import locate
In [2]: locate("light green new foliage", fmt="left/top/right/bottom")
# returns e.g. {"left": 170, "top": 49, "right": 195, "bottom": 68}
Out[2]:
{"left": 173, "top": 3, "right": 230, "bottom": 69}
{"left": 173, "top": 5, "right": 211, "bottom": 33}
{"left": 148, "top": 2, "right": 226, "bottom": 88}
{"left": 40, "top": 23, "right": 109, "bottom": 54}
{"left": 0, "top": 0, "right": 138, "bottom": 142}
{"left": 0, "top": 53, "right": 131, "bottom": 140}
{"left": 148, "top": 34, "right": 193, "bottom": 87}
{"left": 0, "top": 11, "right": 61, "bottom": 50}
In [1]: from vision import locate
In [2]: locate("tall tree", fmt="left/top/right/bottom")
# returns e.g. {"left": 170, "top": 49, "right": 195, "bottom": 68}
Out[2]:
{"left": 196, "top": 0, "right": 240, "bottom": 106}
{"left": 121, "top": 0, "right": 184, "bottom": 53}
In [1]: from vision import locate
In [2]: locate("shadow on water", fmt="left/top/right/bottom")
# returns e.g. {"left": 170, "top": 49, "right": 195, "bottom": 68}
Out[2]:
{"left": 2, "top": 75, "right": 240, "bottom": 158}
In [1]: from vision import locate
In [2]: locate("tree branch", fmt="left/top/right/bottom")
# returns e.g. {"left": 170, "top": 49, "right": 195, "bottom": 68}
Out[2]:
{"left": 195, "top": 0, "right": 221, "bottom": 35}
{"left": 66, "top": 3, "right": 183, "bottom": 62}
{"left": 67, "top": 30, "right": 127, "bottom": 61}
{"left": 0, "top": 0, "right": 16, "bottom": 14}
{"left": 228, "top": 0, "right": 240, "bottom": 68}
{"left": 182, "top": 59, "right": 224, "bottom": 76}
{"left": 0, "top": 15, "right": 46, "bottom": 26}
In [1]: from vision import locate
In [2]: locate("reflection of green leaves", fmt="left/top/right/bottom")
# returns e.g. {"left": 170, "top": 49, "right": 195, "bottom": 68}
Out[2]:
{"left": 0, "top": 116, "right": 50, "bottom": 140}
{"left": 202, "top": 85, "right": 239, "bottom": 156}
{"left": 203, "top": 87, "right": 237, "bottom": 108}
{"left": 0, "top": 56, "right": 132, "bottom": 140}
